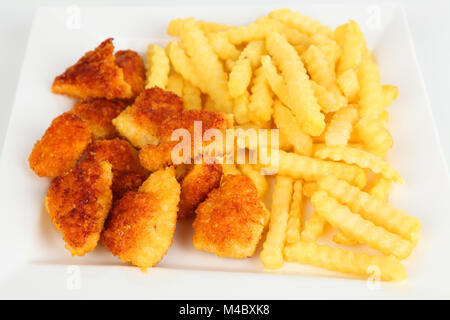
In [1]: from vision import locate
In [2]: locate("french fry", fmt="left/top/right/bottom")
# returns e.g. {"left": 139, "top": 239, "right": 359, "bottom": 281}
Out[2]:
{"left": 317, "top": 176, "right": 420, "bottom": 244}
{"left": 324, "top": 105, "right": 359, "bottom": 147}
{"left": 368, "top": 176, "right": 391, "bottom": 202}
{"left": 357, "top": 50, "right": 384, "bottom": 118}
{"left": 222, "top": 163, "right": 241, "bottom": 176}
{"left": 208, "top": 32, "right": 240, "bottom": 61}
{"left": 284, "top": 240, "right": 406, "bottom": 281}
{"left": 248, "top": 65, "right": 274, "bottom": 124}
{"left": 145, "top": 44, "right": 170, "bottom": 89}
{"left": 233, "top": 91, "right": 250, "bottom": 125}
{"left": 238, "top": 164, "right": 269, "bottom": 199}
{"left": 275, "top": 150, "right": 366, "bottom": 188}
{"left": 382, "top": 84, "right": 399, "bottom": 108}
{"left": 261, "top": 175, "right": 293, "bottom": 269}
{"left": 255, "top": 17, "right": 310, "bottom": 47}
{"left": 179, "top": 21, "right": 232, "bottom": 112}
{"left": 336, "top": 20, "right": 365, "bottom": 76}
{"left": 314, "top": 146, "right": 404, "bottom": 184}
{"left": 337, "top": 69, "right": 359, "bottom": 101}
{"left": 238, "top": 40, "right": 265, "bottom": 69}
{"left": 166, "top": 73, "right": 184, "bottom": 97}
{"left": 228, "top": 58, "right": 252, "bottom": 98}
{"left": 301, "top": 211, "right": 326, "bottom": 241}
{"left": 356, "top": 116, "right": 393, "bottom": 157}
{"left": 167, "top": 41, "right": 208, "bottom": 94}
{"left": 273, "top": 100, "right": 312, "bottom": 156}
{"left": 168, "top": 18, "right": 233, "bottom": 36}
{"left": 286, "top": 180, "right": 303, "bottom": 244}
{"left": 311, "top": 191, "right": 413, "bottom": 259}
{"left": 310, "top": 81, "right": 346, "bottom": 113}
{"left": 269, "top": 8, "right": 332, "bottom": 37}
{"left": 183, "top": 80, "right": 202, "bottom": 110}
{"left": 301, "top": 45, "right": 335, "bottom": 88}
{"left": 263, "top": 33, "right": 325, "bottom": 136}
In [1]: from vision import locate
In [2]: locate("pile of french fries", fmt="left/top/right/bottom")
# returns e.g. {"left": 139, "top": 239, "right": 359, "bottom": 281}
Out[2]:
{"left": 145, "top": 8, "right": 420, "bottom": 281}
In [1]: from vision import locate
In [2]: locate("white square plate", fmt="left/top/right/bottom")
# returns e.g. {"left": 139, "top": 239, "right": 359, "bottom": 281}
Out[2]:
{"left": 1, "top": 4, "right": 449, "bottom": 299}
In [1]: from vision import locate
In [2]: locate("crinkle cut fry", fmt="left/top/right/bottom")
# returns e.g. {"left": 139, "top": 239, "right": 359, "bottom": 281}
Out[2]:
{"left": 318, "top": 176, "right": 420, "bottom": 244}
{"left": 314, "top": 146, "right": 404, "bottom": 184}
{"left": 284, "top": 240, "right": 406, "bottom": 281}
{"left": 274, "top": 150, "right": 366, "bottom": 188}
{"left": 311, "top": 191, "right": 413, "bottom": 259}
{"left": 285, "top": 180, "right": 303, "bottom": 244}
{"left": 260, "top": 175, "right": 293, "bottom": 269}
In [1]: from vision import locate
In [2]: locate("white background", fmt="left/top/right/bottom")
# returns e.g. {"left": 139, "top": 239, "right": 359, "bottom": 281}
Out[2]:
{"left": 0, "top": 0, "right": 449, "bottom": 169}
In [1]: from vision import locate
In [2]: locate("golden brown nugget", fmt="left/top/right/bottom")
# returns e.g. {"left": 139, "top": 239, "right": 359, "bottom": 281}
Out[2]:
{"left": 112, "top": 87, "right": 184, "bottom": 148}
{"left": 45, "top": 160, "right": 113, "bottom": 256}
{"left": 72, "top": 98, "right": 125, "bottom": 140}
{"left": 83, "top": 138, "right": 149, "bottom": 199}
{"left": 193, "top": 175, "right": 265, "bottom": 258}
{"left": 29, "top": 112, "right": 92, "bottom": 177}
{"left": 52, "top": 38, "right": 132, "bottom": 99}
{"left": 102, "top": 167, "right": 180, "bottom": 270}
{"left": 115, "top": 50, "right": 146, "bottom": 98}
{"left": 179, "top": 163, "right": 222, "bottom": 218}
{"left": 138, "top": 141, "right": 177, "bottom": 172}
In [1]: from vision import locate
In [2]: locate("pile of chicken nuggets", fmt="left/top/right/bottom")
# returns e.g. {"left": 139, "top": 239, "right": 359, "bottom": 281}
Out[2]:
{"left": 29, "top": 38, "right": 264, "bottom": 270}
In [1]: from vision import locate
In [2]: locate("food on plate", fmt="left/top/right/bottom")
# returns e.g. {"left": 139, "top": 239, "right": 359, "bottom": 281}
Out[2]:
{"left": 52, "top": 38, "right": 133, "bottom": 99}
{"left": 72, "top": 98, "right": 125, "bottom": 140}
{"left": 83, "top": 138, "right": 149, "bottom": 199}
{"left": 45, "top": 159, "right": 113, "bottom": 256}
{"left": 102, "top": 167, "right": 180, "bottom": 269}
{"left": 178, "top": 163, "right": 222, "bottom": 218}
{"left": 31, "top": 7, "right": 421, "bottom": 281}
{"left": 29, "top": 112, "right": 92, "bottom": 177}
{"left": 193, "top": 175, "right": 265, "bottom": 258}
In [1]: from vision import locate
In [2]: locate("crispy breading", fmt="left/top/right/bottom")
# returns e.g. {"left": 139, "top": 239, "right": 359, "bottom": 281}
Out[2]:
{"left": 112, "top": 87, "right": 183, "bottom": 148}
{"left": 52, "top": 38, "right": 132, "bottom": 99}
{"left": 179, "top": 163, "right": 222, "bottom": 218}
{"left": 72, "top": 98, "right": 125, "bottom": 140}
{"left": 83, "top": 138, "right": 149, "bottom": 199}
{"left": 29, "top": 112, "right": 92, "bottom": 177}
{"left": 45, "top": 160, "right": 113, "bottom": 256}
{"left": 115, "top": 50, "right": 146, "bottom": 98}
{"left": 102, "top": 167, "right": 180, "bottom": 270}
{"left": 138, "top": 141, "right": 177, "bottom": 172}
{"left": 193, "top": 175, "right": 265, "bottom": 258}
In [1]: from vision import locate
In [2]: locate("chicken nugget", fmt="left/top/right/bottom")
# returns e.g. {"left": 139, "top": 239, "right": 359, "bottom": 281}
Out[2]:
{"left": 72, "top": 98, "right": 125, "bottom": 140}
{"left": 112, "top": 87, "right": 183, "bottom": 148}
{"left": 179, "top": 163, "right": 222, "bottom": 219}
{"left": 115, "top": 50, "right": 146, "bottom": 98}
{"left": 52, "top": 38, "right": 132, "bottom": 99}
{"left": 193, "top": 175, "right": 265, "bottom": 258}
{"left": 83, "top": 138, "right": 149, "bottom": 199}
{"left": 102, "top": 167, "right": 180, "bottom": 269}
{"left": 29, "top": 112, "right": 92, "bottom": 177}
{"left": 138, "top": 141, "right": 177, "bottom": 172}
{"left": 45, "top": 160, "right": 113, "bottom": 256}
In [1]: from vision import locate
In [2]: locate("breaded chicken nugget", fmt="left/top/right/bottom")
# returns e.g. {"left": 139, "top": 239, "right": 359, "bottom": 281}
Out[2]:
{"left": 193, "top": 175, "right": 265, "bottom": 258}
{"left": 72, "top": 98, "right": 125, "bottom": 140}
{"left": 29, "top": 112, "right": 92, "bottom": 177}
{"left": 83, "top": 138, "right": 149, "bottom": 199}
{"left": 115, "top": 50, "right": 146, "bottom": 98}
{"left": 179, "top": 163, "right": 222, "bottom": 218}
{"left": 102, "top": 167, "right": 180, "bottom": 269}
{"left": 52, "top": 38, "right": 132, "bottom": 99}
{"left": 112, "top": 87, "right": 183, "bottom": 148}
{"left": 45, "top": 160, "right": 113, "bottom": 256}
{"left": 138, "top": 141, "right": 177, "bottom": 172}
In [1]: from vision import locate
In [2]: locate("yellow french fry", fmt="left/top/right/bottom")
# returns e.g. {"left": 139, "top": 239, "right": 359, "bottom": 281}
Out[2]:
{"left": 146, "top": 44, "right": 170, "bottom": 89}
{"left": 284, "top": 240, "right": 406, "bottom": 281}
{"left": 301, "top": 211, "right": 326, "bottom": 241}
{"left": 356, "top": 116, "right": 393, "bottom": 158}
{"left": 337, "top": 20, "right": 365, "bottom": 76}
{"left": 286, "top": 180, "right": 303, "bottom": 244}
{"left": 248, "top": 65, "right": 274, "bottom": 124}
{"left": 166, "top": 73, "right": 184, "bottom": 97}
{"left": 324, "top": 105, "right": 359, "bottom": 147}
{"left": 314, "top": 146, "right": 404, "bottom": 184}
{"left": 269, "top": 8, "right": 332, "bottom": 37}
{"left": 261, "top": 175, "right": 293, "bottom": 269}
{"left": 311, "top": 191, "right": 413, "bottom": 259}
